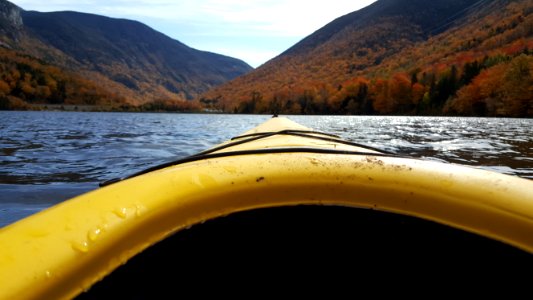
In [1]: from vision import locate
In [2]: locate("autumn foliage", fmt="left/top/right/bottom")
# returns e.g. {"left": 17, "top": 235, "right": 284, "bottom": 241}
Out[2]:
{"left": 0, "top": 48, "right": 201, "bottom": 112}
{"left": 446, "top": 54, "right": 532, "bottom": 116}
{"left": 0, "top": 48, "right": 128, "bottom": 110}
{"left": 2, "top": 0, "right": 531, "bottom": 115}
{"left": 200, "top": 0, "right": 533, "bottom": 117}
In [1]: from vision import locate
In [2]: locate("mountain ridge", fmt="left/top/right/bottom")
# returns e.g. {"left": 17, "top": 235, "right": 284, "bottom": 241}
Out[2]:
{"left": 284, "top": 0, "right": 474, "bottom": 57}
{"left": 0, "top": 0, "right": 252, "bottom": 109}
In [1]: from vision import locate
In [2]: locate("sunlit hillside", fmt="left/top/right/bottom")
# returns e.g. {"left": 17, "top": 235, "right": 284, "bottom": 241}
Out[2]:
{"left": 201, "top": 0, "right": 532, "bottom": 117}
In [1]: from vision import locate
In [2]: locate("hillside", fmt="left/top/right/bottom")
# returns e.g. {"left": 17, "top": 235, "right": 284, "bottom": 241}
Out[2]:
{"left": 0, "top": 0, "right": 252, "bottom": 110}
{"left": 0, "top": 47, "right": 129, "bottom": 110}
{"left": 201, "top": 0, "right": 532, "bottom": 117}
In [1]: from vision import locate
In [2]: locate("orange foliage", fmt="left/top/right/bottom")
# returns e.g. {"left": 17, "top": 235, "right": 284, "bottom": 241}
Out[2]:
{"left": 411, "top": 83, "right": 425, "bottom": 105}
{"left": 447, "top": 54, "right": 532, "bottom": 117}
{"left": 390, "top": 73, "right": 412, "bottom": 106}
{"left": 0, "top": 80, "right": 10, "bottom": 95}
{"left": 372, "top": 79, "right": 394, "bottom": 114}
{"left": 0, "top": 48, "right": 130, "bottom": 110}
{"left": 503, "top": 39, "right": 530, "bottom": 56}
{"left": 199, "top": 0, "right": 532, "bottom": 117}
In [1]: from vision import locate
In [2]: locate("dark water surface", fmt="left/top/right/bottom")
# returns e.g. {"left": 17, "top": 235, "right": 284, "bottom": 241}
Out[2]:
{"left": 1, "top": 111, "right": 531, "bottom": 227}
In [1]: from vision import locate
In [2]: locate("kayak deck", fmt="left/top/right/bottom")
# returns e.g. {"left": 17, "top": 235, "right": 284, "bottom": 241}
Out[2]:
{"left": 1, "top": 116, "right": 533, "bottom": 299}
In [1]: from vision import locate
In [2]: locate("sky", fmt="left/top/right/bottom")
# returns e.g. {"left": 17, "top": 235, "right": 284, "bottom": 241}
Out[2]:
{"left": 10, "top": 0, "right": 377, "bottom": 68}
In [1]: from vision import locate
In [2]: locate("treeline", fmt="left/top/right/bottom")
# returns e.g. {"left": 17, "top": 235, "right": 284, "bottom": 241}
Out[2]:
{"left": 210, "top": 49, "right": 531, "bottom": 117}
{"left": 117, "top": 99, "right": 201, "bottom": 112}
{"left": 0, "top": 48, "right": 127, "bottom": 110}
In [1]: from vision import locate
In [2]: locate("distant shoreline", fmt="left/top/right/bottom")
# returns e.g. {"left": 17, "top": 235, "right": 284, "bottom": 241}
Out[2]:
{"left": 2, "top": 107, "right": 532, "bottom": 119}
{"left": 9, "top": 103, "right": 207, "bottom": 114}
{"left": 28, "top": 104, "right": 114, "bottom": 112}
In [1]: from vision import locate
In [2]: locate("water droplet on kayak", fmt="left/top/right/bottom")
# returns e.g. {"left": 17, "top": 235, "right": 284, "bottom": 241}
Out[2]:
{"left": 113, "top": 207, "right": 128, "bottom": 219}
{"left": 135, "top": 204, "right": 145, "bottom": 217}
{"left": 45, "top": 270, "right": 51, "bottom": 278}
{"left": 88, "top": 227, "right": 102, "bottom": 242}
{"left": 72, "top": 241, "right": 89, "bottom": 253}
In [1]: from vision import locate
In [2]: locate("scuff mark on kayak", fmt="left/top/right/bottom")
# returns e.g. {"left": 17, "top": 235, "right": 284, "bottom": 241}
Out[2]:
{"left": 306, "top": 157, "right": 322, "bottom": 166}
{"left": 223, "top": 165, "right": 238, "bottom": 174}
{"left": 256, "top": 176, "right": 265, "bottom": 183}
{"left": 365, "top": 156, "right": 384, "bottom": 166}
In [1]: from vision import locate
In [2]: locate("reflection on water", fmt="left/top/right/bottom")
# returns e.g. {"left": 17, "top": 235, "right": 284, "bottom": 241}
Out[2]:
{"left": 0, "top": 112, "right": 531, "bottom": 227}
{"left": 291, "top": 116, "right": 532, "bottom": 178}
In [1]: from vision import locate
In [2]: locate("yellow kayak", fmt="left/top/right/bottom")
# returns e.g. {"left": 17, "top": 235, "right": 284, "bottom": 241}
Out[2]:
{"left": 1, "top": 116, "right": 533, "bottom": 299}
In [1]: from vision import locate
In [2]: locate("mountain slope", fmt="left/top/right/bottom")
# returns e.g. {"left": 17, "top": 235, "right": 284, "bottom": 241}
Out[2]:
{"left": 0, "top": 0, "right": 252, "bottom": 107}
{"left": 21, "top": 11, "right": 251, "bottom": 101}
{"left": 286, "top": 0, "right": 473, "bottom": 57}
{"left": 202, "top": 0, "right": 476, "bottom": 103}
{"left": 202, "top": 0, "right": 532, "bottom": 117}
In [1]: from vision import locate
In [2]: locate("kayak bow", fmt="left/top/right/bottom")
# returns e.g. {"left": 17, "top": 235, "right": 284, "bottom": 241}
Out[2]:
{"left": 1, "top": 116, "right": 532, "bottom": 299}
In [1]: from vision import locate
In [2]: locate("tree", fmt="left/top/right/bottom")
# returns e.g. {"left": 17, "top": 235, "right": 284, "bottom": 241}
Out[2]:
{"left": 0, "top": 80, "right": 10, "bottom": 95}
{"left": 446, "top": 81, "right": 482, "bottom": 115}
{"left": 390, "top": 73, "right": 412, "bottom": 113}
{"left": 460, "top": 60, "right": 483, "bottom": 86}
{"left": 268, "top": 94, "right": 282, "bottom": 115}
{"left": 447, "top": 62, "right": 509, "bottom": 116}
{"left": 500, "top": 54, "right": 532, "bottom": 117}
{"left": 36, "top": 85, "right": 51, "bottom": 100}
{"left": 411, "top": 83, "right": 425, "bottom": 106}
{"left": 410, "top": 70, "right": 419, "bottom": 85}
{"left": 372, "top": 78, "right": 396, "bottom": 114}
{"left": 297, "top": 89, "right": 316, "bottom": 114}
{"left": 434, "top": 66, "right": 458, "bottom": 106}
{"left": 333, "top": 77, "right": 370, "bottom": 115}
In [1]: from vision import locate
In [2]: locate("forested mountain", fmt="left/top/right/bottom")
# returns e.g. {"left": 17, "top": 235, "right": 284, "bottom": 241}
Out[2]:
{"left": 0, "top": 0, "right": 252, "bottom": 110}
{"left": 201, "top": 0, "right": 532, "bottom": 117}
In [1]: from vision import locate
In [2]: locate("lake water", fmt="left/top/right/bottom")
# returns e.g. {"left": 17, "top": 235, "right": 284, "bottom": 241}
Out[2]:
{"left": 1, "top": 111, "right": 531, "bottom": 227}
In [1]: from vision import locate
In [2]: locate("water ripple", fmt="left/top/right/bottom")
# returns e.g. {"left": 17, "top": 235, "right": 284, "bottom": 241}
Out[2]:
{"left": 0, "top": 112, "right": 531, "bottom": 227}
{"left": 1, "top": 113, "right": 531, "bottom": 184}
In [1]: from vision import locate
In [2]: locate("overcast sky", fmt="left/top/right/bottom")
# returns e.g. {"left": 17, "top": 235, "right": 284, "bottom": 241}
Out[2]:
{"left": 10, "top": 0, "right": 377, "bottom": 68}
